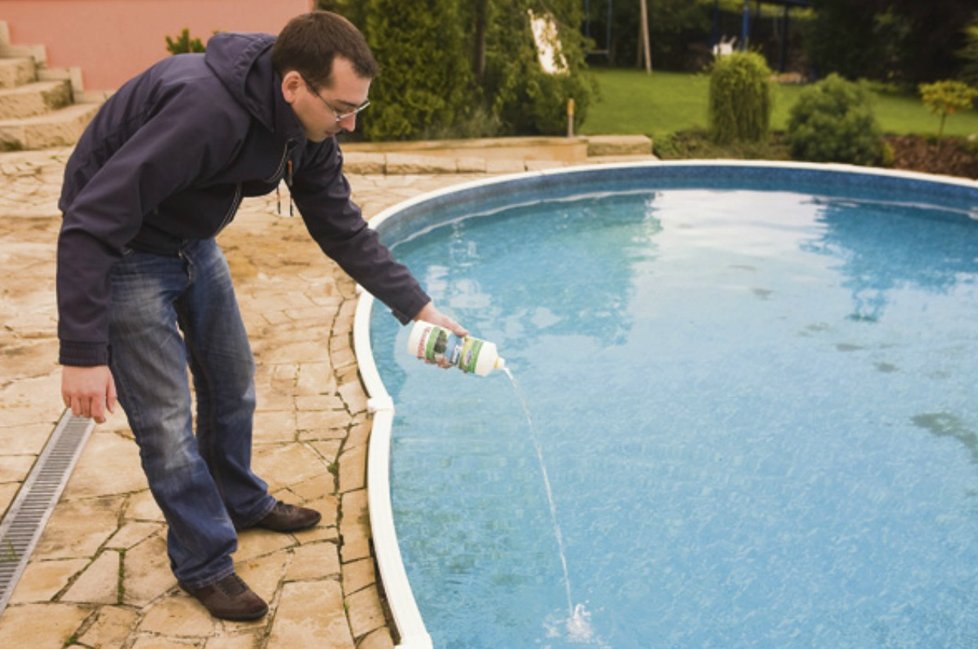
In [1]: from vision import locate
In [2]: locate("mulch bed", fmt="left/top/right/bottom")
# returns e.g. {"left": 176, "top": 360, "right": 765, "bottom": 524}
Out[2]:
{"left": 657, "top": 131, "right": 978, "bottom": 180}
{"left": 886, "top": 134, "right": 978, "bottom": 180}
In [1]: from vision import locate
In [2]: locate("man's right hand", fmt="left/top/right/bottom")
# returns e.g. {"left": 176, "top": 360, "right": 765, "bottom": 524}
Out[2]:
{"left": 61, "top": 365, "right": 117, "bottom": 424}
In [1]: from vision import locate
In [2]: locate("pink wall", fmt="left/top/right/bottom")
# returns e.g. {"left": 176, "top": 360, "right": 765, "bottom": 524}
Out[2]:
{"left": 1, "top": 0, "right": 314, "bottom": 91}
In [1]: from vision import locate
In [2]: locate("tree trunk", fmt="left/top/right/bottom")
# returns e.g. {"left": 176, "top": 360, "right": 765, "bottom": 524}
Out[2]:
{"left": 473, "top": 0, "right": 488, "bottom": 82}
{"left": 639, "top": 0, "right": 652, "bottom": 73}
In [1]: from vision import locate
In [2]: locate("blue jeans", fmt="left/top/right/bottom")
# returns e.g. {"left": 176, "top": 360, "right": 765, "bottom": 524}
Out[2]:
{"left": 108, "top": 239, "right": 276, "bottom": 588}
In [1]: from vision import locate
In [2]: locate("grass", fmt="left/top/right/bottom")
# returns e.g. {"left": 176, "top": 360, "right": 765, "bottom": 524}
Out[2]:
{"left": 580, "top": 69, "right": 978, "bottom": 141}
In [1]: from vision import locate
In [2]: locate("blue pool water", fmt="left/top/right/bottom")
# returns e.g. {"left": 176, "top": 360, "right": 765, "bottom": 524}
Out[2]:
{"left": 369, "top": 165, "right": 978, "bottom": 648}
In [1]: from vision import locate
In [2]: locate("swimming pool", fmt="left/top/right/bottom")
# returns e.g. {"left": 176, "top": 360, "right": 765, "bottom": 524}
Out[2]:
{"left": 355, "top": 162, "right": 978, "bottom": 648}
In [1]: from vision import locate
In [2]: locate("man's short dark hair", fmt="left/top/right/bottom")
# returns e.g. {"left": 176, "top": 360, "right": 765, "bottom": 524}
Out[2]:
{"left": 272, "top": 11, "right": 379, "bottom": 88}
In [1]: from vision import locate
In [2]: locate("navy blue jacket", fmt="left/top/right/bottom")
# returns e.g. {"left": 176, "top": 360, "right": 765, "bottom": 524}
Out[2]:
{"left": 57, "top": 32, "right": 429, "bottom": 366}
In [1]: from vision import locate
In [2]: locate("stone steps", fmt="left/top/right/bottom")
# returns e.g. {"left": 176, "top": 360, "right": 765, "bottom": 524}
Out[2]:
{"left": 0, "top": 20, "right": 100, "bottom": 150}
{"left": 0, "top": 79, "right": 72, "bottom": 118}
{"left": 0, "top": 58, "right": 36, "bottom": 89}
{"left": 0, "top": 102, "right": 101, "bottom": 150}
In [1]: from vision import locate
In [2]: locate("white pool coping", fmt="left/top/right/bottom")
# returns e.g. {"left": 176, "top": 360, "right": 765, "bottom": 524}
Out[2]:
{"left": 351, "top": 160, "right": 978, "bottom": 648}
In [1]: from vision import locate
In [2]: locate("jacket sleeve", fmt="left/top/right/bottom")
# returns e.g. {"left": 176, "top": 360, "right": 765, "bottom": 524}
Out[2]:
{"left": 57, "top": 85, "right": 241, "bottom": 366}
{"left": 291, "top": 142, "right": 430, "bottom": 324}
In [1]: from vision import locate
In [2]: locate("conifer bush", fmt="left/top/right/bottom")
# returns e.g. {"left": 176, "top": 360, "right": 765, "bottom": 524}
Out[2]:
{"left": 787, "top": 74, "right": 886, "bottom": 166}
{"left": 320, "top": 0, "right": 594, "bottom": 140}
{"left": 165, "top": 28, "right": 206, "bottom": 54}
{"left": 708, "top": 52, "right": 773, "bottom": 144}
{"left": 359, "top": 0, "right": 475, "bottom": 140}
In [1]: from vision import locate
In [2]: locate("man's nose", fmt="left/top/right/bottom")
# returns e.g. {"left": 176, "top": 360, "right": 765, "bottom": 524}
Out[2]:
{"left": 339, "top": 113, "right": 357, "bottom": 133}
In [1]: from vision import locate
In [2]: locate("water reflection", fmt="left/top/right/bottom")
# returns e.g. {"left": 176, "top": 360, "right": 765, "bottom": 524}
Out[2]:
{"left": 801, "top": 197, "right": 978, "bottom": 322}
{"left": 395, "top": 193, "right": 662, "bottom": 354}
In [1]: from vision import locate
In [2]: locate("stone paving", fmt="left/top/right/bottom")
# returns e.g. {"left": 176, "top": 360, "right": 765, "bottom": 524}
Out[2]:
{"left": 0, "top": 143, "right": 651, "bottom": 648}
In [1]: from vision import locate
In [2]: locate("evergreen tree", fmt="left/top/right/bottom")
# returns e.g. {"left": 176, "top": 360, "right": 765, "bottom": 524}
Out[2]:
{"left": 708, "top": 52, "right": 773, "bottom": 144}
{"left": 787, "top": 74, "right": 885, "bottom": 166}
{"left": 805, "top": 0, "right": 975, "bottom": 85}
{"left": 359, "top": 0, "right": 475, "bottom": 140}
{"left": 319, "top": 0, "right": 594, "bottom": 140}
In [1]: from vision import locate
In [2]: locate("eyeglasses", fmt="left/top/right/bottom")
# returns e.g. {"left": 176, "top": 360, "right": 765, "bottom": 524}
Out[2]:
{"left": 301, "top": 75, "right": 370, "bottom": 123}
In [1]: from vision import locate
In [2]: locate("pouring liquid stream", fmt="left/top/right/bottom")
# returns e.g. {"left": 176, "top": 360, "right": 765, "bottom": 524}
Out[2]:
{"left": 502, "top": 366, "right": 596, "bottom": 643}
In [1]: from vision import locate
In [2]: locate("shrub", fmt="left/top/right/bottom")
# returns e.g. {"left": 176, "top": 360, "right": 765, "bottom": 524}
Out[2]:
{"left": 708, "top": 51, "right": 773, "bottom": 145}
{"left": 786, "top": 74, "right": 885, "bottom": 166}
{"left": 487, "top": 42, "right": 594, "bottom": 136}
{"left": 919, "top": 80, "right": 978, "bottom": 138}
{"left": 655, "top": 128, "right": 790, "bottom": 161}
{"left": 359, "top": 0, "right": 475, "bottom": 141}
{"left": 165, "top": 28, "right": 206, "bottom": 55}
{"left": 321, "top": 1, "right": 594, "bottom": 140}
{"left": 480, "top": 0, "right": 595, "bottom": 136}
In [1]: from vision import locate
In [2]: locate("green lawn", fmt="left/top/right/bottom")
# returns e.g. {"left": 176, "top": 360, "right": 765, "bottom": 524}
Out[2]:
{"left": 580, "top": 69, "right": 978, "bottom": 140}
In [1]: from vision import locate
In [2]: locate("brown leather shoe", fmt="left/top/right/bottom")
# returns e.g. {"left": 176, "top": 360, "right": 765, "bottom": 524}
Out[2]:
{"left": 254, "top": 501, "right": 321, "bottom": 532}
{"left": 182, "top": 573, "right": 268, "bottom": 621}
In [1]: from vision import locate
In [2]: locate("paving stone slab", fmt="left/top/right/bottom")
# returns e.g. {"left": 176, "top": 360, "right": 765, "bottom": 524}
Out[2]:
{"left": 0, "top": 454, "right": 35, "bottom": 481}
{"left": 338, "top": 444, "right": 367, "bottom": 493}
{"left": 62, "top": 549, "right": 121, "bottom": 604}
{"left": 8, "top": 557, "right": 88, "bottom": 603}
{"left": 139, "top": 593, "right": 217, "bottom": 637}
{"left": 357, "top": 627, "right": 396, "bottom": 649}
{"left": 77, "top": 605, "right": 141, "bottom": 649}
{"left": 232, "top": 529, "right": 294, "bottom": 564}
{"left": 106, "top": 521, "right": 165, "bottom": 550}
{"left": 266, "top": 580, "right": 354, "bottom": 649}
{"left": 33, "top": 496, "right": 122, "bottom": 559}
{"left": 339, "top": 490, "right": 371, "bottom": 563}
{"left": 200, "top": 633, "right": 259, "bottom": 649}
{"left": 284, "top": 541, "right": 341, "bottom": 582}
{"left": 124, "top": 489, "right": 166, "bottom": 522}
{"left": 129, "top": 635, "right": 201, "bottom": 648}
{"left": 341, "top": 557, "right": 376, "bottom": 596}
{"left": 345, "top": 584, "right": 387, "bottom": 639}
{"left": 65, "top": 430, "right": 146, "bottom": 497}
{"left": 0, "top": 602, "right": 91, "bottom": 649}
{"left": 0, "top": 482, "right": 19, "bottom": 516}
{"left": 121, "top": 535, "right": 176, "bottom": 607}
{"left": 251, "top": 443, "right": 328, "bottom": 493}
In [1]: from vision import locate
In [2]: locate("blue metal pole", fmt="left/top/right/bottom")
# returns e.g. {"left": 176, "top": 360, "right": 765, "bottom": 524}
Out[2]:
{"left": 741, "top": 0, "right": 750, "bottom": 50}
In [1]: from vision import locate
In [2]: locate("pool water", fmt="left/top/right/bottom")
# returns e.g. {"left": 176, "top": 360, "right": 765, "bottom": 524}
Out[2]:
{"left": 369, "top": 169, "right": 978, "bottom": 648}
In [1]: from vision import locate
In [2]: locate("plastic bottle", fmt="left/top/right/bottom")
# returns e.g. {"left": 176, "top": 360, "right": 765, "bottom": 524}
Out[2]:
{"left": 406, "top": 320, "right": 506, "bottom": 376}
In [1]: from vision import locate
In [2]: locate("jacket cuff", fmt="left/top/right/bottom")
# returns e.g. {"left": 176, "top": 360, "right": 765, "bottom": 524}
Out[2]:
{"left": 389, "top": 288, "right": 431, "bottom": 325}
{"left": 59, "top": 340, "right": 110, "bottom": 366}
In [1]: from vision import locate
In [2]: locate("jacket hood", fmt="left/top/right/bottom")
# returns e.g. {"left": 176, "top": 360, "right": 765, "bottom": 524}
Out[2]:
{"left": 205, "top": 32, "right": 301, "bottom": 138}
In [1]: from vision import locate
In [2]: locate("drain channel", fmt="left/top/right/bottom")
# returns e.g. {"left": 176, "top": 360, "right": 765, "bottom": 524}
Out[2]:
{"left": 0, "top": 410, "right": 94, "bottom": 613}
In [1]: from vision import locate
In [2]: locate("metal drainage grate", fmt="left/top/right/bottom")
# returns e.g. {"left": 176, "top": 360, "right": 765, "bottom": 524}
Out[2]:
{"left": 0, "top": 410, "right": 94, "bottom": 614}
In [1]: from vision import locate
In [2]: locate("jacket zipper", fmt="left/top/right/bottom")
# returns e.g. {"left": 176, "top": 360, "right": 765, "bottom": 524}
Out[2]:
{"left": 267, "top": 141, "right": 291, "bottom": 183}
{"left": 274, "top": 140, "right": 296, "bottom": 216}
{"left": 216, "top": 183, "right": 243, "bottom": 234}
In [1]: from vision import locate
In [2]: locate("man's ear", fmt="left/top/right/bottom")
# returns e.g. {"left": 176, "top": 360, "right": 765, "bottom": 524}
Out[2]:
{"left": 280, "top": 70, "right": 302, "bottom": 104}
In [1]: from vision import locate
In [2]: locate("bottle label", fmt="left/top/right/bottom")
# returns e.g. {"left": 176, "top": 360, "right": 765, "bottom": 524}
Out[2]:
{"left": 417, "top": 325, "right": 484, "bottom": 373}
{"left": 458, "top": 338, "right": 484, "bottom": 374}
